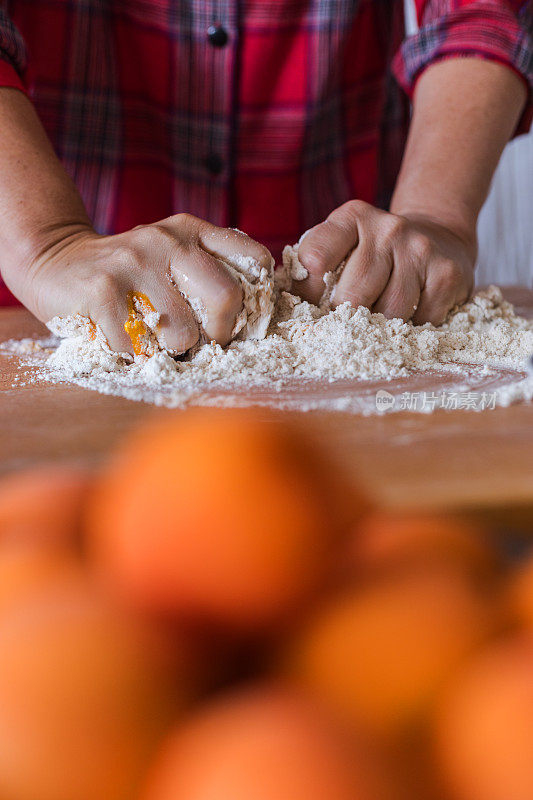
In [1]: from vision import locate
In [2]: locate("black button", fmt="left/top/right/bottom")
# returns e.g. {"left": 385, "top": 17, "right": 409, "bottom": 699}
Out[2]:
{"left": 207, "top": 24, "right": 229, "bottom": 47}
{"left": 205, "top": 153, "right": 224, "bottom": 175}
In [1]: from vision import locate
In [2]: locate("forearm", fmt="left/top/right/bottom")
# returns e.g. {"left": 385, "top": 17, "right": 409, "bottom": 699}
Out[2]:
{"left": 390, "top": 58, "right": 527, "bottom": 244}
{"left": 0, "top": 88, "right": 92, "bottom": 301}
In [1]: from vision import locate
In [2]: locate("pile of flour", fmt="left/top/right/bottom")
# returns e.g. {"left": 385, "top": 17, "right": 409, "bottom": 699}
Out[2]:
{"left": 3, "top": 242, "right": 533, "bottom": 414}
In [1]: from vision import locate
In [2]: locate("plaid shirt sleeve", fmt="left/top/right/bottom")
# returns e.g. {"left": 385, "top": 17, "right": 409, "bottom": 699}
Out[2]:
{"left": 0, "top": 0, "right": 26, "bottom": 92}
{"left": 0, "top": 4, "right": 27, "bottom": 92}
{"left": 393, "top": 0, "right": 533, "bottom": 134}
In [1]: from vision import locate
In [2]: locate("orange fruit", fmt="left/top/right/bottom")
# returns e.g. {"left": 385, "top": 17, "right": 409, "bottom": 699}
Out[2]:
{"left": 0, "top": 580, "right": 196, "bottom": 800}
{"left": 349, "top": 511, "right": 497, "bottom": 580}
{"left": 88, "top": 408, "right": 361, "bottom": 632}
{"left": 282, "top": 563, "right": 497, "bottom": 741}
{"left": 434, "top": 635, "right": 533, "bottom": 800}
{"left": 506, "top": 554, "right": 533, "bottom": 629}
{"left": 0, "top": 464, "right": 91, "bottom": 548}
{"left": 0, "top": 543, "right": 83, "bottom": 614}
{"left": 142, "top": 683, "right": 401, "bottom": 800}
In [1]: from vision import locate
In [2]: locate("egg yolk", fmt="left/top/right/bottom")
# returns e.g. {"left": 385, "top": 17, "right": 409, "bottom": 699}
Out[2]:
{"left": 123, "top": 292, "right": 156, "bottom": 356}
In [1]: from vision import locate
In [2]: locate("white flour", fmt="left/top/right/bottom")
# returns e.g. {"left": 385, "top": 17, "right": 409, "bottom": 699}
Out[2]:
{"left": 281, "top": 240, "right": 347, "bottom": 310}
{"left": 217, "top": 251, "right": 275, "bottom": 341}
{"left": 2, "top": 242, "right": 533, "bottom": 415}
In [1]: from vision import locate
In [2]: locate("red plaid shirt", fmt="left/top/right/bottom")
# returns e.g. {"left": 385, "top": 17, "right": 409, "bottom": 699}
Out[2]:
{"left": 1, "top": 0, "right": 532, "bottom": 306}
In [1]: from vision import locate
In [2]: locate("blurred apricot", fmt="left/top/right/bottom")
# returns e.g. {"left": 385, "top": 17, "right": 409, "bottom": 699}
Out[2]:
{"left": 142, "top": 683, "right": 402, "bottom": 800}
{"left": 87, "top": 408, "right": 363, "bottom": 632}
{"left": 434, "top": 635, "right": 533, "bottom": 800}
{"left": 506, "top": 553, "right": 533, "bottom": 628}
{"left": 0, "top": 464, "right": 91, "bottom": 548}
{"left": 0, "top": 581, "right": 196, "bottom": 800}
{"left": 282, "top": 563, "right": 497, "bottom": 741}
{"left": 349, "top": 511, "right": 497, "bottom": 580}
{"left": 0, "top": 543, "right": 83, "bottom": 613}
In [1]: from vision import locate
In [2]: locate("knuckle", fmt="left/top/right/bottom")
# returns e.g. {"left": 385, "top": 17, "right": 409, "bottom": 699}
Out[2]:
{"left": 130, "top": 223, "right": 151, "bottom": 237}
{"left": 385, "top": 214, "right": 406, "bottom": 239}
{"left": 168, "top": 212, "right": 195, "bottom": 227}
{"left": 328, "top": 200, "right": 367, "bottom": 230}
{"left": 126, "top": 227, "right": 153, "bottom": 252}
{"left": 342, "top": 199, "right": 368, "bottom": 217}
{"left": 377, "top": 216, "right": 405, "bottom": 250}
{"left": 410, "top": 233, "right": 433, "bottom": 261}
{"left": 127, "top": 224, "right": 179, "bottom": 264}
{"left": 160, "top": 213, "right": 198, "bottom": 241}
{"left": 256, "top": 243, "right": 274, "bottom": 269}
{"left": 141, "top": 223, "right": 174, "bottom": 248}
{"left": 436, "top": 259, "right": 463, "bottom": 292}
{"left": 111, "top": 242, "right": 141, "bottom": 268}
{"left": 88, "top": 271, "right": 120, "bottom": 302}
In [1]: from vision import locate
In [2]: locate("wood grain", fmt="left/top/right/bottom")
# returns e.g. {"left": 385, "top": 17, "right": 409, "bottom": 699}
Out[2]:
{"left": 1, "top": 296, "right": 533, "bottom": 515}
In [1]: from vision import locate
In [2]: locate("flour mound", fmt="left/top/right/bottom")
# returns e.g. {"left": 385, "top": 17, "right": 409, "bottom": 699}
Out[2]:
{"left": 220, "top": 252, "right": 275, "bottom": 340}
{"left": 37, "top": 283, "right": 533, "bottom": 410}
{"left": 3, "top": 240, "right": 533, "bottom": 414}
{"left": 46, "top": 314, "right": 129, "bottom": 376}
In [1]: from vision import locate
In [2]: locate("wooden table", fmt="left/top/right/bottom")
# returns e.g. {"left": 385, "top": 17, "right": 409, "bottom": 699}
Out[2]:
{"left": 2, "top": 292, "right": 533, "bottom": 520}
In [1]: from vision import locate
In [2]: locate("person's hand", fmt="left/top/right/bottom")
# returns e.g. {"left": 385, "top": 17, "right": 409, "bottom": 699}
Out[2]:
{"left": 22, "top": 215, "right": 272, "bottom": 354}
{"left": 295, "top": 200, "right": 477, "bottom": 325}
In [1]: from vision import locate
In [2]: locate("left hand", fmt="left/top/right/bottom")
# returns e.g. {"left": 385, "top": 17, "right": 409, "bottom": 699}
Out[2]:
{"left": 295, "top": 200, "right": 477, "bottom": 325}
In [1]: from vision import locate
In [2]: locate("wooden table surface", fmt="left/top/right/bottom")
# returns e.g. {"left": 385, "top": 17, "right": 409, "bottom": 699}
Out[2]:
{"left": 2, "top": 291, "right": 533, "bottom": 517}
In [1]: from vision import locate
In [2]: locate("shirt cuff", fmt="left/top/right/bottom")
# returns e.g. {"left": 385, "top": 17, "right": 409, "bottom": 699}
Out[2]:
{"left": 0, "top": 58, "right": 27, "bottom": 93}
{"left": 393, "top": 2, "right": 533, "bottom": 136}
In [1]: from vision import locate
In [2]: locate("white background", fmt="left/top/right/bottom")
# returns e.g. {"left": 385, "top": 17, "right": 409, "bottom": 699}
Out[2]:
{"left": 477, "top": 134, "right": 533, "bottom": 287}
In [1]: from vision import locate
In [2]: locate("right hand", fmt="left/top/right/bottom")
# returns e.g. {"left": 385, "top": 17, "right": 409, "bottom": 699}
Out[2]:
{"left": 20, "top": 215, "right": 272, "bottom": 355}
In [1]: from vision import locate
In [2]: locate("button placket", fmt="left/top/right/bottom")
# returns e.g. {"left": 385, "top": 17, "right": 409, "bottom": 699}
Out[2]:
{"left": 205, "top": 8, "right": 231, "bottom": 180}
{"left": 207, "top": 24, "right": 229, "bottom": 47}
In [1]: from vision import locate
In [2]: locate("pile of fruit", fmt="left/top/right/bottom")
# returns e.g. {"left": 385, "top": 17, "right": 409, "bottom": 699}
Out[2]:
{"left": 0, "top": 407, "right": 532, "bottom": 800}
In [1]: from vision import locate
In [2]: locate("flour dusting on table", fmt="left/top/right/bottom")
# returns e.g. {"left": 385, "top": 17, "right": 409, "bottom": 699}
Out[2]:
{"left": 2, "top": 243, "right": 533, "bottom": 415}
